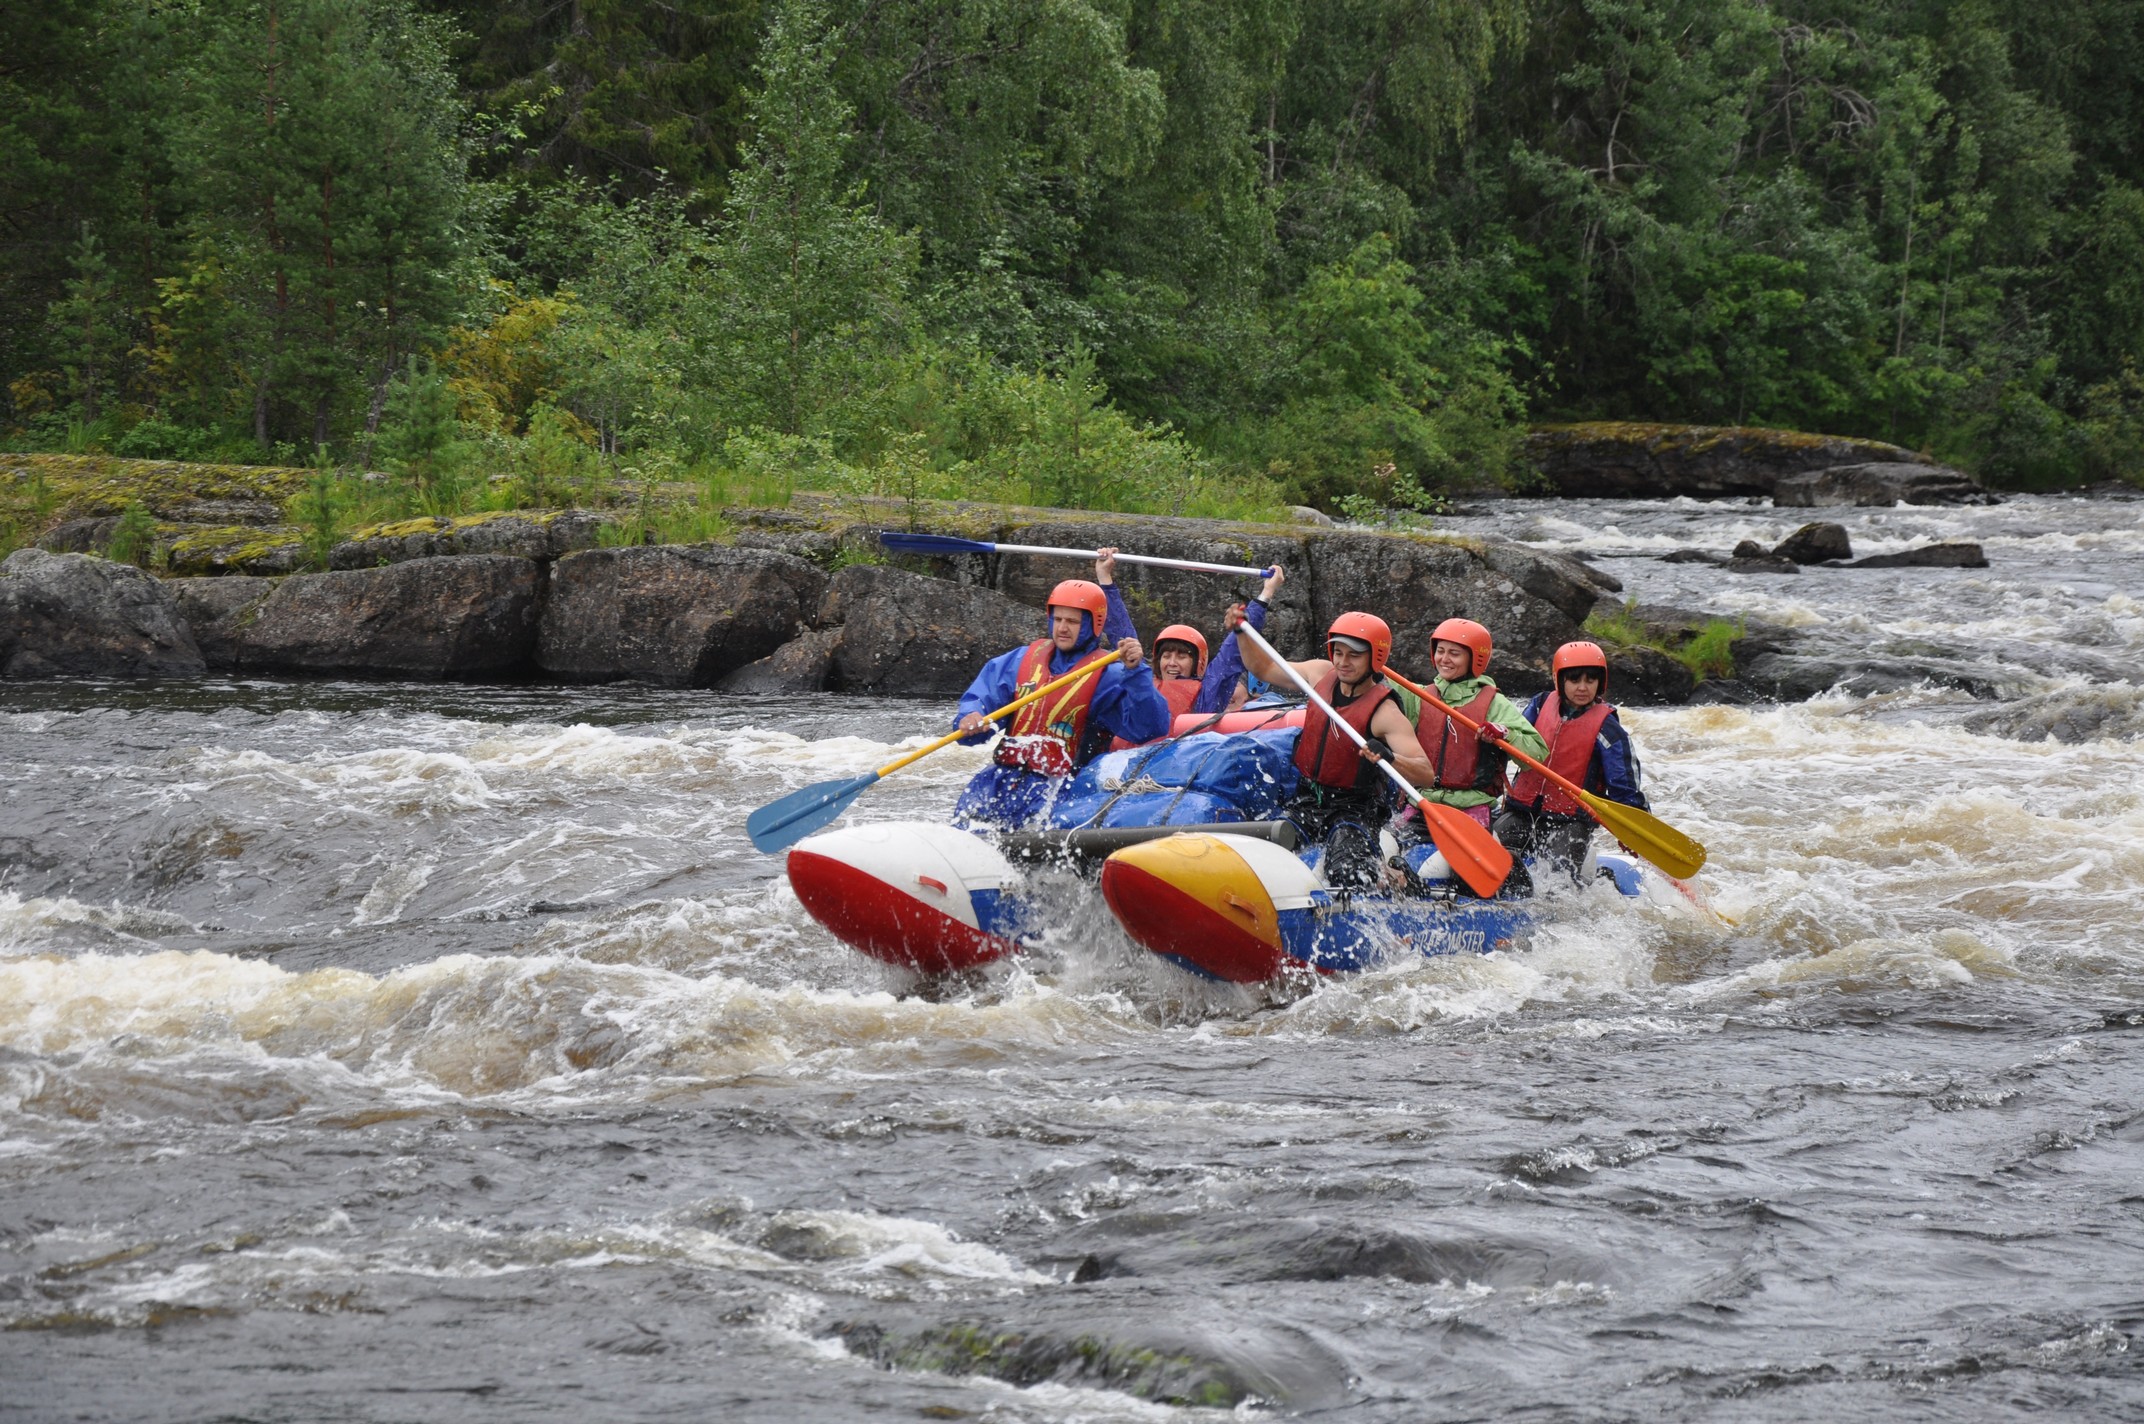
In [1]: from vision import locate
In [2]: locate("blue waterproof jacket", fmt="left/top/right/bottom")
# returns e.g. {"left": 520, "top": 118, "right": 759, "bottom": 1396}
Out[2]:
{"left": 1516, "top": 692, "right": 1649, "bottom": 811}
{"left": 950, "top": 611, "right": 1172, "bottom": 826}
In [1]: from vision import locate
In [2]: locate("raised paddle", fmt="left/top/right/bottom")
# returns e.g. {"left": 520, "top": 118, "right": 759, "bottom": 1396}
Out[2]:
{"left": 1233, "top": 623, "right": 1512, "bottom": 899}
{"left": 1384, "top": 667, "right": 1707, "bottom": 881}
{"left": 877, "top": 530, "right": 1274, "bottom": 579}
{"left": 746, "top": 648, "right": 1127, "bottom": 854}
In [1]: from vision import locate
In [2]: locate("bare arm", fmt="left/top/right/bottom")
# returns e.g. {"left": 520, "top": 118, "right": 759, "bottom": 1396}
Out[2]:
{"left": 1367, "top": 699, "right": 1434, "bottom": 787}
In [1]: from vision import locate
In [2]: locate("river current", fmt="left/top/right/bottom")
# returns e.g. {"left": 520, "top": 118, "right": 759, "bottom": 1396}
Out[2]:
{"left": 4, "top": 493, "right": 2143, "bottom": 1421}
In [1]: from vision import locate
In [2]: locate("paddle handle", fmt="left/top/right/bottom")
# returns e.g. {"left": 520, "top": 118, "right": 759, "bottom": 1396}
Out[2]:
{"left": 873, "top": 647, "right": 1128, "bottom": 780}
{"left": 1233, "top": 624, "right": 1425, "bottom": 813}
{"left": 992, "top": 542, "right": 1274, "bottom": 579}
{"left": 1385, "top": 667, "right": 1584, "bottom": 806}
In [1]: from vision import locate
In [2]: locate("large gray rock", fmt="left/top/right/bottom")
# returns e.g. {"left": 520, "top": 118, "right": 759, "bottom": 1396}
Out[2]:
{"left": 1774, "top": 462, "right": 1997, "bottom": 507}
{"left": 170, "top": 576, "right": 280, "bottom": 669}
{"left": 206, "top": 556, "right": 542, "bottom": 678}
{"left": 1525, "top": 423, "right": 1928, "bottom": 498}
{"left": 1846, "top": 541, "right": 1989, "bottom": 569}
{"left": 715, "top": 627, "right": 841, "bottom": 694}
{"left": 0, "top": 549, "right": 204, "bottom": 679}
{"left": 539, "top": 545, "right": 825, "bottom": 684}
{"left": 1607, "top": 645, "right": 1698, "bottom": 706}
{"left": 817, "top": 565, "right": 1039, "bottom": 696}
{"left": 1772, "top": 521, "right": 1853, "bottom": 564}
{"left": 329, "top": 511, "right": 608, "bottom": 570}
{"left": 1300, "top": 533, "right": 1586, "bottom": 694}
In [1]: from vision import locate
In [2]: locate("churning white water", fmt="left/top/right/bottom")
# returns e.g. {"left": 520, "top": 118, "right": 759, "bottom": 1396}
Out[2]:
{"left": 4, "top": 492, "right": 2143, "bottom": 1421}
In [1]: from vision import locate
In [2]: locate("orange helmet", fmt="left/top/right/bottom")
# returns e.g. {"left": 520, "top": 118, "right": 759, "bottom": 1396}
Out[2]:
{"left": 1325, "top": 612, "right": 1392, "bottom": 673}
{"left": 1154, "top": 624, "right": 1209, "bottom": 675}
{"left": 1430, "top": 617, "right": 1493, "bottom": 677}
{"left": 1045, "top": 579, "right": 1109, "bottom": 636}
{"left": 1552, "top": 639, "right": 1610, "bottom": 692}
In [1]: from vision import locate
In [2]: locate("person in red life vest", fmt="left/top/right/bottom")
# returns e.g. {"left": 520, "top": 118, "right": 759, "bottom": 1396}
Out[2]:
{"left": 1407, "top": 617, "right": 1548, "bottom": 833}
{"left": 1229, "top": 603, "right": 1438, "bottom": 887}
{"left": 1091, "top": 548, "right": 1254, "bottom": 749}
{"left": 1494, "top": 640, "right": 1647, "bottom": 880}
{"left": 949, "top": 578, "right": 1170, "bottom": 827}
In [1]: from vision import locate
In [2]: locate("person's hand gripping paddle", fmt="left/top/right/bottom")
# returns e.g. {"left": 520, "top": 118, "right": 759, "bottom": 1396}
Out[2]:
{"left": 1383, "top": 667, "right": 1706, "bottom": 881}
{"left": 1233, "top": 622, "right": 1512, "bottom": 898}
{"left": 746, "top": 650, "right": 1126, "bottom": 854}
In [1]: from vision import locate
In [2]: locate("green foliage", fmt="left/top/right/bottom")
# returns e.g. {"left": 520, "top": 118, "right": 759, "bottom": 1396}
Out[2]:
{"left": 8, "top": 0, "right": 2144, "bottom": 497}
{"left": 1676, "top": 619, "right": 1745, "bottom": 682}
{"left": 373, "top": 356, "right": 471, "bottom": 512}
{"left": 103, "top": 501, "right": 157, "bottom": 567}
{"left": 291, "top": 452, "right": 344, "bottom": 570}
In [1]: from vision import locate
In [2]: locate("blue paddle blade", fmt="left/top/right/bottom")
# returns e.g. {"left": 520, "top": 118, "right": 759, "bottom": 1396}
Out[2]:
{"left": 876, "top": 530, "right": 995, "bottom": 556}
{"left": 747, "top": 772, "right": 880, "bottom": 854}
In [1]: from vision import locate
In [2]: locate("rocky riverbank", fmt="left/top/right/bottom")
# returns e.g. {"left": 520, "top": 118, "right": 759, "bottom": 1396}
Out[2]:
{"left": 19, "top": 435, "right": 2010, "bottom": 702}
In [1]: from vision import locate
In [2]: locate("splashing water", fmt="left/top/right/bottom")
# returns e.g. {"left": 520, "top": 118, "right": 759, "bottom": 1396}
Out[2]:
{"left": 5, "top": 494, "right": 2144, "bottom": 1420}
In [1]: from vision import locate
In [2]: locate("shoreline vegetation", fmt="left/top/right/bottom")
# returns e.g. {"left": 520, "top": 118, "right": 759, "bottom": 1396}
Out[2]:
{"left": 7, "top": 0, "right": 2144, "bottom": 525}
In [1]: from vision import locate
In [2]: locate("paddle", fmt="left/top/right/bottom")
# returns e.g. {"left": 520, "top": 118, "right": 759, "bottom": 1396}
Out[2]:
{"left": 878, "top": 530, "right": 1273, "bottom": 579}
{"left": 746, "top": 648, "right": 1127, "bottom": 854}
{"left": 1233, "top": 623, "right": 1512, "bottom": 899}
{"left": 1384, "top": 667, "right": 1707, "bottom": 881}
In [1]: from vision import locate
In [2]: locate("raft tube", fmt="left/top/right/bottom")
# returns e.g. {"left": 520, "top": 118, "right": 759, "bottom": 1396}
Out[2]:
{"left": 1099, "top": 831, "right": 1687, "bottom": 983}
{"left": 787, "top": 822, "right": 1026, "bottom": 973}
{"left": 1170, "top": 705, "right": 1305, "bottom": 737}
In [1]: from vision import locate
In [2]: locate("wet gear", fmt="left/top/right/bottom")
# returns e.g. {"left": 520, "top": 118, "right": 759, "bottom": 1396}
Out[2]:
{"left": 1419, "top": 682, "right": 1506, "bottom": 795}
{"left": 996, "top": 639, "right": 1116, "bottom": 776}
{"left": 1291, "top": 672, "right": 1393, "bottom": 793}
{"left": 1508, "top": 693, "right": 1615, "bottom": 816}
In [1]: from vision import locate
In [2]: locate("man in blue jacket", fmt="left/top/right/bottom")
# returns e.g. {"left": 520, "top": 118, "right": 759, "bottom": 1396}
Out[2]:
{"left": 951, "top": 578, "right": 1169, "bottom": 827}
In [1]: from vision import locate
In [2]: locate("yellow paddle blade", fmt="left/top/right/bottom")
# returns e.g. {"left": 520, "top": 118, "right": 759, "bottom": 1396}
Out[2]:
{"left": 1577, "top": 789, "right": 1706, "bottom": 880}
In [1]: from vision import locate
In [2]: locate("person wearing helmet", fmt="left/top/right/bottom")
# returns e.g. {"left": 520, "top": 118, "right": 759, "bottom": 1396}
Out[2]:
{"left": 1229, "top": 586, "right": 1438, "bottom": 886}
{"left": 1091, "top": 548, "right": 1256, "bottom": 749}
{"left": 1494, "top": 640, "right": 1647, "bottom": 879}
{"left": 949, "top": 577, "right": 1170, "bottom": 827}
{"left": 1407, "top": 617, "right": 1548, "bottom": 835}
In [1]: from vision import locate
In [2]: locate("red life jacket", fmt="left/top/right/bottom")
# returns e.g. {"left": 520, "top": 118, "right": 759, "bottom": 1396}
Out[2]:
{"left": 1109, "top": 678, "right": 1200, "bottom": 751}
{"left": 1417, "top": 683, "right": 1507, "bottom": 794}
{"left": 1507, "top": 694, "right": 1614, "bottom": 815}
{"left": 1291, "top": 672, "right": 1392, "bottom": 791}
{"left": 995, "top": 640, "right": 1113, "bottom": 775}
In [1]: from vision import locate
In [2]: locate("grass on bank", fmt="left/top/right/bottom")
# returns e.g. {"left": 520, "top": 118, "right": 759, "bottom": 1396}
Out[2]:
{"left": 1585, "top": 598, "right": 1745, "bottom": 682}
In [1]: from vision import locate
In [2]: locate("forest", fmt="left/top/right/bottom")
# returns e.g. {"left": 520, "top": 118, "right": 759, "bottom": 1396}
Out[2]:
{"left": 5, "top": 0, "right": 2143, "bottom": 526}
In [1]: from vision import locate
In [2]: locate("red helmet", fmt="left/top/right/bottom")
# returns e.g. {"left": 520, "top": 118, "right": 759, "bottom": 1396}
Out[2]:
{"left": 1154, "top": 624, "right": 1209, "bottom": 675}
{"left": 1045, "top": 579, "right": 1109, "bottom": 634}
{"left": 1552, "top": 639, "right": 1610, "bottom": 693}
{"left": 1325, "top": 612, "right": 1392, "bottom": 673}
{"left": 1430, "top": 617, "right": 1493, "bottom": 677}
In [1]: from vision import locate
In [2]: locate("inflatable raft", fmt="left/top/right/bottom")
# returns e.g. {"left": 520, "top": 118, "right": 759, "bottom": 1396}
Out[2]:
{"left": 1099, "top": 830, "right": 1699, "bottom": 982}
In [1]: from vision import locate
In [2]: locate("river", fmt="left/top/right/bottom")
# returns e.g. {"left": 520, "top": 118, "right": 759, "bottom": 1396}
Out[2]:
{"left": 5, "top": 492, "right": 2143, "bottom": 1420}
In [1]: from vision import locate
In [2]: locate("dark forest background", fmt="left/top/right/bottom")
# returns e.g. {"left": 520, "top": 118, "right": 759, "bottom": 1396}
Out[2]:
{"left": 7, "top": 0, "right": 2143, "bottom": 516}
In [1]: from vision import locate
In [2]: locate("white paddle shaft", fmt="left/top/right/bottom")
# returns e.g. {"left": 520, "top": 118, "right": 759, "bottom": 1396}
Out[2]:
{"left": 994, "top": 542, "right": 1271, "bottom": 578}
{"left": 1234, "top": 622, "right": 1425, "bottom": 810}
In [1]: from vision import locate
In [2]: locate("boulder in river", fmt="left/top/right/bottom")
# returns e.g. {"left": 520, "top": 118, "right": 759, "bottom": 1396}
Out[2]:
{"left": 185, "top": 555, "right": 543, "bottom": 678}
{"left": 538, "top": 545, "right": 826, "bottom": 684}
{"left": 715, "top": 627, "right": 843, "bottom": 694}
{"left": 1606, "top": 645, "right": 1698, "bottom": 705}
{"left": 0, "top": 548, "right": 205, "bottom": 679}
{"left": 1774, "top": 462, "right": 1997, "bottom": 507}
{"left": 816, "top": 564, "right": 1040, "bottom": 696}
{"left": 1724, "top": 540, "right": 1801, "bottom": 574}
{"left": 1772, "top": 521, "right": 1853, "bottom": 564}
{"left": 1846, "top": 541, "right": 1989, "bottom": 569}
{"left": 170, "top": 575, "right": 279, "bottom": 669}
{"left": 1523, "top": 421, "right": 1929, "bottom": 498}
